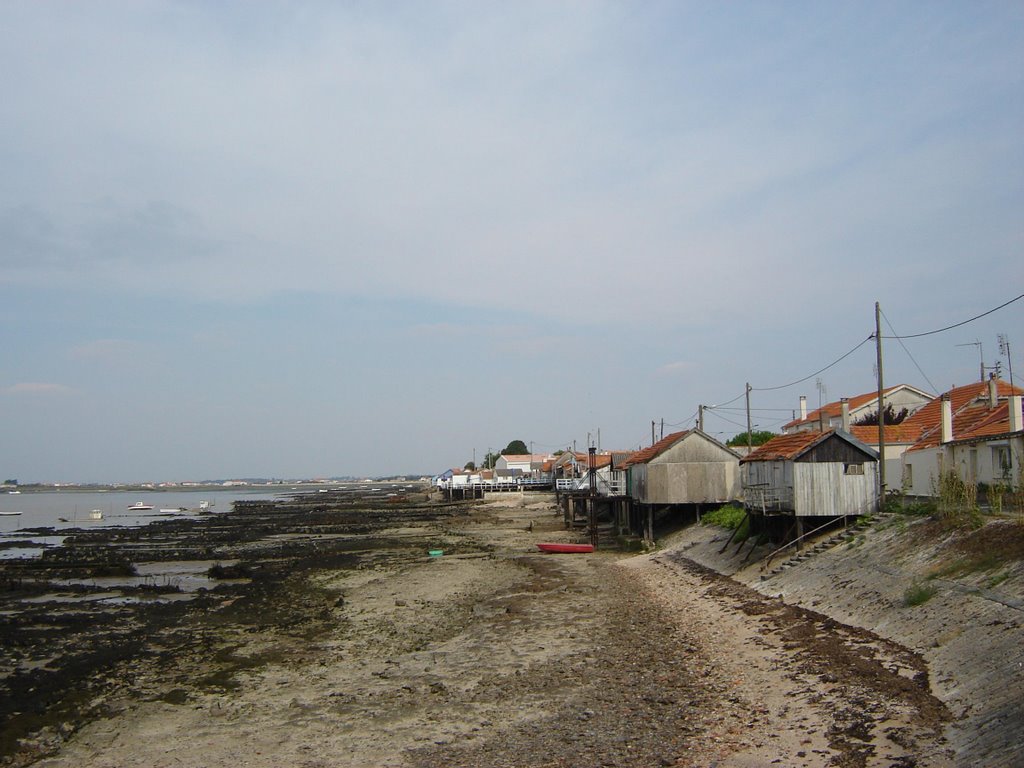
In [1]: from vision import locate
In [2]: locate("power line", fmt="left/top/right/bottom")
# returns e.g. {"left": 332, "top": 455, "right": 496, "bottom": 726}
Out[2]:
{"left": 879, "top": 307, "right": 940, "bottom": 394}
{"left": 881, "top": 293, "right": 1024, "bottom": 339}
{"left": 751, "top": 336, "right": 874, "bottom": 392}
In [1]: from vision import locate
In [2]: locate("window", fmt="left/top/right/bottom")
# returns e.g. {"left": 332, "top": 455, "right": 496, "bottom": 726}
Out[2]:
{"left": 844, "top": 463, "right": 865, "bottom": 475}
{"left": 993, "top": 446, "right": 1011, "bottom": 480}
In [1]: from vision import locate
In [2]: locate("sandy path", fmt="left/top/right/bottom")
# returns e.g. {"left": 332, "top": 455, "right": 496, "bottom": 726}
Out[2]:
{"left": 29, "top": 496, "right": 951, "bottom": 768}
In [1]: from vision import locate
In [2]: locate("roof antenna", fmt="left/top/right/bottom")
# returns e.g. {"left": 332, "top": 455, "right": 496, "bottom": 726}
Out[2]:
{"left": 956, "top": 340, "right": 984, "bottom": 382}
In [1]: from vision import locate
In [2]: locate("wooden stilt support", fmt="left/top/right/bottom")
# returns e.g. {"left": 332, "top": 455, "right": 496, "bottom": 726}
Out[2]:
{"left": 719, "top": 510, "right": 749, "bottom": 554}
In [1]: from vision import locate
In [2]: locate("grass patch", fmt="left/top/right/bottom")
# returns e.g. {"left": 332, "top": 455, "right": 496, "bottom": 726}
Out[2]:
{"left": 986, "top": 571, "right": 1011, "bottom": 589}
{"left": 701, "top": 504, "right": 746, "bottom": 529}
{"left": 903, "top": 582, "right": 938, "bottom": 606}
{"left": 701, "top": 504, "right": 750, "bottom": 541}
{"left": 927, "top": 551, "right": 1009, "bottom": 581}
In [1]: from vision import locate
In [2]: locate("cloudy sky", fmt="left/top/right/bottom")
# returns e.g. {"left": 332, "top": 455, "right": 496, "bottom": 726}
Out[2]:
{"left": 1, "top": 2, "right": 1022, "bottom": 483}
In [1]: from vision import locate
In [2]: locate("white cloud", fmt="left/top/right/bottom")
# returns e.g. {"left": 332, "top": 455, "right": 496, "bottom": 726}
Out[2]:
{"left": 3, "top": 382, "right": 73, "bottom": 396}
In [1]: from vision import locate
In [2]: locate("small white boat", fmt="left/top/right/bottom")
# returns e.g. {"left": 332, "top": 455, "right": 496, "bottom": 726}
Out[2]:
{"left": 0, "top": 511, "right": 22, "bottom": 516}
{"left": 127, "top": 502, "right": 154, "bottom": 511}
{"left": 89, "top": 509, "right": 104, "bottom": 520}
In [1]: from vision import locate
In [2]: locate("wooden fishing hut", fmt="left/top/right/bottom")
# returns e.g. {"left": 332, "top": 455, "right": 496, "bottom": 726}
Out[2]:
{"left": 740, "top": 429, "right": 878, "bottom": 543}
{"left": 622, "top": 429, "right": 742, "bottom": 543}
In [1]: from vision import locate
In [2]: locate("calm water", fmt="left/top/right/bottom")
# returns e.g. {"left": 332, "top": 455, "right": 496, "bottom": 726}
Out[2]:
{"left": 0, "top": 487, "right": 287, "bottom": 533}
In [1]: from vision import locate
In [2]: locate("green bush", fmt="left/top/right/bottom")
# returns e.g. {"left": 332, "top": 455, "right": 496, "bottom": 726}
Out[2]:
{"left": 701, "top": 504, "right": 746, "bottom": 529}
{"left": 702, "top": 504, "right": 750, "bottom": 541}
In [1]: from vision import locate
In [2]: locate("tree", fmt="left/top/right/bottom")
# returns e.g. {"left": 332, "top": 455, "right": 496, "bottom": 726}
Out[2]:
{"left": 726, "top": 431, "right": 776, "bottom": 447}
{"left": 853, "top": 404, "right": 909, "bottom": 427}
{"left": 502, "top": 440, "right": 529, "bottom": 455}
{"left": 464, "top": 461, "right": 476, "bottom": 471}
{"left": 482, "top": 452, "right": 500, "bottom": 469}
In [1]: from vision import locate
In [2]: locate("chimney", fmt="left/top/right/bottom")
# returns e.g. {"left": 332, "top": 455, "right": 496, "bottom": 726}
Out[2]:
{"left": 840, "top": 398, "right": 850, "bottom": 432}
{"left": 799, "top": 395, "right": 807, "bottom": 421}
{"left": 940, "top": 395, "right": 953, "bottom": 444}
{"left": 988, "top": 373, "right": 998, "bottom": 408}
{"left": 1010, "top": 395, "right": 1023, "bottom": 433}
{"left": 819, "top": 408, "right": 829, "bottom": 433}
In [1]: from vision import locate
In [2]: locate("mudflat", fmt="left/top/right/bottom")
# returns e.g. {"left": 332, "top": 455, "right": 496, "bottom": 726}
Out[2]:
{"left": 2, "top": 491, "right": 998, "bottom": 766}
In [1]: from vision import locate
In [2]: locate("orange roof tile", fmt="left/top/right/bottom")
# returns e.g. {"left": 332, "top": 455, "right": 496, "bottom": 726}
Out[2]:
{"left": 951, "top": 398, "right": 1024, "bottom": 442}
{"left": 620, "top": 431, "right": 691, "bottom": 467}
{"left": 848, "top": 424, "right": 927, "bottom": 446}
{"left": 783, "top": 385, "right": 931, "bottom": 430}
{"left": 905, "top": 379, "right": 1024, "bottom": 452}
{"left": 740, "top": 431, "right": 832, "bottom": 462}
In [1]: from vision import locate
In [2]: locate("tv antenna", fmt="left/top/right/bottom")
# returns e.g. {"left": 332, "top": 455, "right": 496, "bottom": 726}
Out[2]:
{"left": 956, "top": 340, "right": 984, "bottom": 381}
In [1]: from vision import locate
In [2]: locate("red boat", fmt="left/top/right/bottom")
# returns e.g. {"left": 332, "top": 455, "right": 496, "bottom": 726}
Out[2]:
{"left": 536, "top": 542, "right": 595, "bottom": 554}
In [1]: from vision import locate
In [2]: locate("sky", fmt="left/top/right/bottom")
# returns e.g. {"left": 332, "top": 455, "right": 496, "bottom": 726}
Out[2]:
{"left": 1, "top": 1, "right": 1022, "bottom": 483}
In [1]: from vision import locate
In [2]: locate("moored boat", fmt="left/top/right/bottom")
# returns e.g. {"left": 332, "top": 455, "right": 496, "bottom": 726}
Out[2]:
{"left": 536, "top": 542, "right": 594, "bottom": 554}
{"left": 127, "top": 502, "right": 154, "bottom": 511}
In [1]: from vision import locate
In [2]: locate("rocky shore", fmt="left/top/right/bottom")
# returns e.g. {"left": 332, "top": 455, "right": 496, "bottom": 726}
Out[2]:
{"left": 1, "top": 490, "right": 1018, "bottom": 766}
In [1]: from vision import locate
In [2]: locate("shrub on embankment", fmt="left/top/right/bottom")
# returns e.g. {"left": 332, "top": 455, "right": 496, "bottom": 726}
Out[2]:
{"left": 701, "top": 504, "right": 749, "bottom": 540}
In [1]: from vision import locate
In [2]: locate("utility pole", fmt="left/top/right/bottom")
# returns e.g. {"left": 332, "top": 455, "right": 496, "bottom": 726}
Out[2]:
{"left": 698, "top": 404, "right": 704, "bottom": 431}
{"left": 999, "top": 334, "right": 1015, "bottom": 388}
{"left": 745, "top": 383, "right": 753, "bottom": 449}
{"left": 651, "top": 420, "right": 656, "bottom": 446}
{"left": 875, "top": 301, "right": 886, "bottom": 507}
{"left": 660, "top": 418, "right": 664, "bottom": 440}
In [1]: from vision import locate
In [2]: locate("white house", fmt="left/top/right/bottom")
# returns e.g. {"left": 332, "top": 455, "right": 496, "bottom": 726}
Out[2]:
{"left": 902, "top": 378, "right": 1024, "bottom": 497}
{"left": 782, "top": 385, "right": 933, "bottom": 435}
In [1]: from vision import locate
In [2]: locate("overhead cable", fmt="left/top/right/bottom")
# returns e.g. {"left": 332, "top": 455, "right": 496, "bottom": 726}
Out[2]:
{"left": 752, "top": 336, "right": 874, "bottom": 392}
{"left": 880, "top": 293, "right": 1024, "bottom": 339}
{"left": 879, "top": 308, "right": 940, "bottom": 393}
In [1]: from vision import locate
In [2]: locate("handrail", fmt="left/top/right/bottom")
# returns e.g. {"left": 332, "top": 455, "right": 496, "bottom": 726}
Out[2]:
{"left": 759, "top": 497, "right": 877, "bottom": 571}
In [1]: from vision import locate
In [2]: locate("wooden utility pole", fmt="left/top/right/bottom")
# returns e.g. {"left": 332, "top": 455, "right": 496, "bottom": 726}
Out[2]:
{"left": 745, "top": 383, "right": 753, "bottom": 449}
{"left": 875, "top": 301, "right": 886, "bottom": 507}
{"left": 651, "top": 420, "right": 656, "bottom": 446}
{"left": 698, "top": 404, "right": 705, "bottom": 431}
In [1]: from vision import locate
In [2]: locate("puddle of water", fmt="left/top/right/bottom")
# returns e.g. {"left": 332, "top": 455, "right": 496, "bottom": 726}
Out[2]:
{"left": 20, "top": 591, "right": 124, "bottom": 604}
{"left": 0, "top": 548, "right": 46, "bottom": 560}
{"left": 50, "top": 559, "right": 245, "bottom": 593}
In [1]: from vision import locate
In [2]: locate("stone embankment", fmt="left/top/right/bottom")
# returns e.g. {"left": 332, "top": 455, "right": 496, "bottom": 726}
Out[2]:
{"left": 662, "top": 513, "right": 1024, "bottom": 767}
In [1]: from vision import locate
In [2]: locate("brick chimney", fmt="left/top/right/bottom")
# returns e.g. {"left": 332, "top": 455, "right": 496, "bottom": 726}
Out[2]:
{"left": 799, "top": 395, "right": 807, "bottom": 421}
{"left": 1010, "top": 395, "right": 1023, "bottom": 433}
{"left": 940, "top": 395, "right": 953, "bottom": 444}
{"left": 840, "top": 398, "right": 850, "bottom": 432}
{"left": 988, "top": 373, "right": 998, "bottom": 408}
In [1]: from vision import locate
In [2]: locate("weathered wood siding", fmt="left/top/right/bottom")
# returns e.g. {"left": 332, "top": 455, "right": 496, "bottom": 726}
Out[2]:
{"left": 792, "top": 463, "right": 877, "bottom": 517}
{"left": 798, "top": 439, "right": 875, "bottom": 465}
{"left": 628, "top": 432, "right": 741, "bottom": 504}
{"left": 643, "top": 461, "right": 740, "bottom": 504}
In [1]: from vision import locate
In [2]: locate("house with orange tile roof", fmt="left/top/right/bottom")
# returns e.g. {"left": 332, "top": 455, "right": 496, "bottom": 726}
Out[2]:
{"left": 901, "top": 377, "right": 1024, "bottom": 497}
{"left": 782, "top": 385, "right": 933, "bottom": 435}
{"left": 740, "top": 429, "right": 878, "bottom": 535}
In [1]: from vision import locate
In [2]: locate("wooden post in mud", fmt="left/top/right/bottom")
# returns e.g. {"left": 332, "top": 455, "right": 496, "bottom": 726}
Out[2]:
{"left": 645, "top": 505, "right": 654, "bottom": 545}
